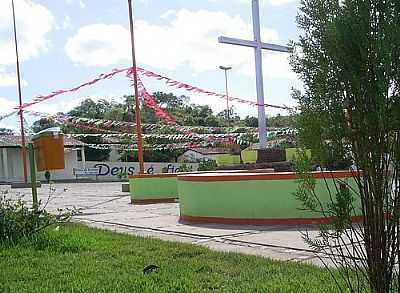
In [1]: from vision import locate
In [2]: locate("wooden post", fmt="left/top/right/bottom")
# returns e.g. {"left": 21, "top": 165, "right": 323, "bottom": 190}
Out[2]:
{"left": 28, "top": 143, "right": 38, "bottom": 212}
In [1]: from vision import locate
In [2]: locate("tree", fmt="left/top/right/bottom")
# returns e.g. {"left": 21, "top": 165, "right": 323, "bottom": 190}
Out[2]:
{"left": 120, "top": 149, "right": 184, "bottom": 163}
{"left": 68, "top": 98, "right": 111, "bottom": 119}
{"left": 292, "top": 1, "right": 400, "bottom": 292}
{"left": 179, "top": 104, "right": 221, "bottom": 127}
{"left": 216, "top": 106, "right": 242, "bottom": 127}
{"left": 244, "top": 116, "right": 259, "bottom": 127}
{"left": 67, "top": 99, "right": 114, "bottom": 161}
{"left": 153, "top": 92, "right": 189, "bottom": 110}
{"left": 268, "top": 114, "right": 296, "bottom": 128}
{"left": 0, "top": 128, "right": 14, "bottom": 135}
{"left": 31, "top": 118, "right": 58, "bottom": 133}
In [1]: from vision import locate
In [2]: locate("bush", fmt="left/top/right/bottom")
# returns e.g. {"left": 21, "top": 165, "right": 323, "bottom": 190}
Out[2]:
{"left": 177, "top": 163, "right": 193, "bottom": 172}
{"left": 197, "top": 159, "right": 217, "bottom": 171}
{"left": 0, "top": 189, "right": 76, "bottom": 246}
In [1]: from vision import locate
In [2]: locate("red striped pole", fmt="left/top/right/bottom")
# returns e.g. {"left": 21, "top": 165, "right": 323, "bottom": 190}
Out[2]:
{"left": 127, "top": 0, "right": 145, "bottom": 174}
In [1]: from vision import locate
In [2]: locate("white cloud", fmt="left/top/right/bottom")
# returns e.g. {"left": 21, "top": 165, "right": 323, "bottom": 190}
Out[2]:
{"left": 0, "top": 0, "right": 55, "bottom": 66}
{"left": 209, "top": 0, "right": 297, "bottom": 7}
{"left": 29, "top": 94, "right": 121, "bottom": 115}
{"left": 65, "top": 24, "right": 129, "bottom": 67}
{"left": 65, "top": 9, "right": 294, "bottom": 79}
{"left": 241, "top": 51, "right": 296, "bottom": 79}
{"left": 160, "top": 9, "right": 176, "bottom": 20}
{"left": 0, "top": 68, "right": 28, "bottom": 87}
{"left": 0, "top": 97, "right": 17, "bottom": 114}
{"left": 66, "top": 0, "right": 85, "bottom": 8}
{"left": 62, "top": 15, "right": 72, "bottom": 30}
{"left": 266, "top": 0, "right": 296, "bottom": 6}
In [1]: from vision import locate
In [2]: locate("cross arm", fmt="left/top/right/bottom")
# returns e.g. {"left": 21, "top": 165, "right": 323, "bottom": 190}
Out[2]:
{"left": 218, "top": 36, "right": 292, "bottom": 53}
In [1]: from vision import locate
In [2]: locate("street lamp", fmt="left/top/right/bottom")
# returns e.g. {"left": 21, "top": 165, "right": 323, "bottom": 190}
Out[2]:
{"left": 219, "top": 65, "right": 232, "bottom": 127}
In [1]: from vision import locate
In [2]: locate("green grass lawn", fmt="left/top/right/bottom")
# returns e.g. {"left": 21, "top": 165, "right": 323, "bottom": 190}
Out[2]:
{"left": 0, "top": 224, "right": 342, "bottom": 292}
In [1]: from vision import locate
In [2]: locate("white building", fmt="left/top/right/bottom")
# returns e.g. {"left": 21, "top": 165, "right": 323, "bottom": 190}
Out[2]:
{"left": 177, "top": 148, "right": 230, "bottom": 163}
{"left": 0, "top": 135, "right": 85, "bottom": 183}
{"left": 0, "top": 135, "right": 199, "bottom": 182}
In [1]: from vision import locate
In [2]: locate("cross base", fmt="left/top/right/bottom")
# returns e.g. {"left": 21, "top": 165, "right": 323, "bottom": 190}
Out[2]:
{"left": 256, "top": 148, "right": 286, "bottom": 163}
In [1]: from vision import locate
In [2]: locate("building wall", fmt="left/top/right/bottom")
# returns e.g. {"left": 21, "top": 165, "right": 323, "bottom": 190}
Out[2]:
{"left": 177, "top": 150, "right": 217, "bottom": 162}
{"left": 82, "top": 161, "right": 198, "bottom": 180}
{"left": 0, "top": 148, "right": 31, "bottom": 182}
{"left": 108, "top": 149, "right": 121, "bottom": 162}
{"left": 0, "top": 147, "right": 79, "bottom": 183}
{"left": 0, "top": 147, "right": 198, "bottom": 182}
{"left": 37, "top": 149, "right": 80, "bottom": 181}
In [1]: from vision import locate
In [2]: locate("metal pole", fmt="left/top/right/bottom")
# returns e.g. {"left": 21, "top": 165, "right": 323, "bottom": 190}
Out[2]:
{"left": 127, "top": 0, "right": 145, "bottom": 174}
{"left": 28, "top": 143, "right": 38, "bottom": 212}
{"left": 224, "top": 69, "right": 230, "bottom": 127}
{"left": 252, "top": 0, "right": 267, "bottom": 149}
{"left": 219, "top": 66, "right": 232, "bottom": 127}
{"left": 12, "top": 0, "right": 28, "bottom": 183}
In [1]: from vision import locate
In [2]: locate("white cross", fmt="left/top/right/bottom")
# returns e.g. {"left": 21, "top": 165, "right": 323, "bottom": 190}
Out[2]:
{"left": 218, "top": 0, "right": 291, "bottom": 149}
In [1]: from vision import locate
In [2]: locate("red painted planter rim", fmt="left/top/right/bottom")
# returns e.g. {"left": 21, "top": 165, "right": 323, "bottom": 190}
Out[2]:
{"left": 131, "top": 197, "right": 177, "bottom": 204}
{"left": 128, "top": 168, "right": 275, "bottom": 179}
{"left": 178, "top": 170, "right": 362, "bottom": 182}
{"left": 180, "top": 214, "right": 364, "bottom": 226}
{"left": 129, "top": 173, "right": 177, "bottom": 179}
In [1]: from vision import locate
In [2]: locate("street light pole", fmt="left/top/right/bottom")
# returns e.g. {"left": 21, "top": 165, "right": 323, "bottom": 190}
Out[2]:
{"left": 219, "top": 66, "right": 232, "bottom": 127}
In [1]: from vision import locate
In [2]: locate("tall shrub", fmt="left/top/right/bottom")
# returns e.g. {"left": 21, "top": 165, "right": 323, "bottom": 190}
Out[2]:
{"left": 291, "top": 1, "right": 400, "bottom": 292}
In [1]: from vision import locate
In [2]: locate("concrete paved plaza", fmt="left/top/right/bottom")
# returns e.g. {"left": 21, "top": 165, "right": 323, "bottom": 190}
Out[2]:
{"left": 1, "top": 182, "right": 336, "bottom": 267}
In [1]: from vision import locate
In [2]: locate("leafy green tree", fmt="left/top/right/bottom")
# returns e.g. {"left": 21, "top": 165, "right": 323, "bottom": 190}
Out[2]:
{"left": 121, "top": 149, "right": 184, "bottom": 163}
{"left": 67, "top": 99, "right": 114, "bottom": 161}
{"left": 31, "top": 118, "right": 58, "bottom": 133}
{"left": 68, "top": 99, "right": 110, "bottom": 119}
{"left": 243, "top": 116, "right": 259, "bottom": 127}
{"left": 292, "top": 0, "right": 400, "bottom": 292}
{"left": 153, "top": 92, "right": 189, "bottom": 110}
{"left": 268, "top": 114, "right": 296, "bottom": 128}
{"left": 103, "top": 103, "right": 125, "bottom": 121}
{"left": 0, "top": 128, "right": 14, "bottom": 135}
{"left": 216, "top": 106, "right": 242, "bottom": 127}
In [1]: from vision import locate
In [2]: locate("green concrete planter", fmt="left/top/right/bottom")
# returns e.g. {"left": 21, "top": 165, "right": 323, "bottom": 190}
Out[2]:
{"left": 216, "top": 154, "right": 241, "bottom": 166}
{"left": 285, "top": 148, "right": 312, "bottom": 162}
{"left": 129, "top": 174, "right": 178, "bottom": 204}
{"left": 178, "top": 171, "right": 362, "bottom": 225}
{"left": 129, "top": 169, "right": 275, "bottom": 204}
{"left": 241, "top": 150, "right": 257, "bottom": 164}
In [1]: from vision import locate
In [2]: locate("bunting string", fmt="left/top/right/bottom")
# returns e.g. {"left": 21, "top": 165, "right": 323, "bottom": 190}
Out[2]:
{"left": 85, "top": 142, "right": 211, "bottom": 151}
{"left": 0, "top": 111, "right": 18, "bottom": 122}
{"left": 131, "top": 71, "right": 176, "bottom": 125}
{"left": 16, "top": 67, "right": 130, "bottom": 110}
{"left": 24, "top": 110, "right": 295, "bottom": 142}
{"left": 66, "top": 132, "right": 242, "bottom": 141}
{"left": 135, "top": 67, "right": 294, "bottom": 110}
{"left": 15, "top": 66, "right": 294, "bottom": 111}
{"left": 24, "top": 110, "right": 261, "bottom": 134}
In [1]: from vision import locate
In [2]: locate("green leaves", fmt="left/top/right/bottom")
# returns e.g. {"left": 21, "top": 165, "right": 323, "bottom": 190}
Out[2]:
{"left": 293, "top": 1, "right": 400, "bottom": 291}
{"left": 0, "top": 188, "right": 76, "bottom": 246}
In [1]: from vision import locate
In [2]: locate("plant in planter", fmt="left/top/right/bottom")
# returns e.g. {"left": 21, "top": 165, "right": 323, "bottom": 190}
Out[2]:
{"left": 117, "top": 171, "right": 128, "bottom": 180}
{"left": 198, "top": 159, "right": 217, "bottom": 171}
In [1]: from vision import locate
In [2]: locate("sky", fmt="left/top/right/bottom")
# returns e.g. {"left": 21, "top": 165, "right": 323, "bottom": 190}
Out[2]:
{"left": 0, "top": 0, "right": 302, "bottom": 132}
